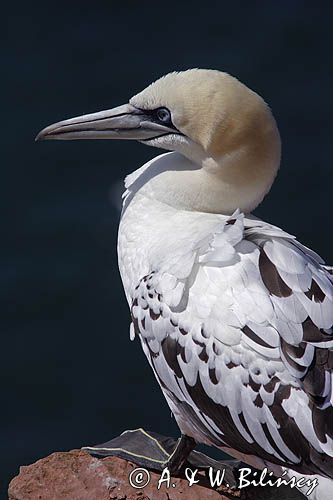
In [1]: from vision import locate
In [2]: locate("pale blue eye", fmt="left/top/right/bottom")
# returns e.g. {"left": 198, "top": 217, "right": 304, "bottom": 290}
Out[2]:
{"left": 156, "top": 108, "right": 171, "bottom": 123}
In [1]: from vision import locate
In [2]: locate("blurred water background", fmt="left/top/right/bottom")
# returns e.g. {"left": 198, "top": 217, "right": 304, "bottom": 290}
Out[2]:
{"left": 2, "top": 1, "right": 333, "bottom": 496}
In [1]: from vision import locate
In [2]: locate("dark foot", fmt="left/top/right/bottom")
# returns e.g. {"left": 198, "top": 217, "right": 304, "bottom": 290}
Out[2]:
{"left": 166, "top": 434, "right": 196, "bottom": 473}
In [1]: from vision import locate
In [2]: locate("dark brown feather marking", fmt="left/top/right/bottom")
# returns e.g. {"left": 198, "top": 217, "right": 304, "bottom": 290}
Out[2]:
{"left": 242, "top": 325, "right": 272, "bottom": 348}
{"left": 259, "top": 249, "right": 292, "bottom": 297}
{"left": 201, "top": 327, "right": 209, "bottom": 339}
{"left": 264, "top": 376, "right": 280, "bottom": 393}
{"left": 161, "top": 337, "right": 183, "bottom": 378}
{"left": 213, "top": 342, "right": 222, "bottom": 355}
{"left": 146, "top": 339, "right": 159, "bottom": 358}
{"left": 270, "top": 385, "right": 310, "bottom": 463}
{"left": 209, "top": 367, "right": 218, "bottom": 384}
{"left": 248, "top": 375, "right": 261, "bottom": 392}
{"left": 305, "top": 280, "right": 325, "bottom": 303}
{"left": 316, "top": 349, "right": 333, "bottom": 370}
{"left": 199, "top": 346, "right": 209, "bottom": 363}
{"left": 149, "top": 309, "right": 160, "bottom": 320}
{"left": 238, "top": 412, "right": 254, "bottom": 441}
{"left": 284, "top": 342, "right": 307, "bottom": 359}
{"left": 312, "top": 405, "right": 333, "bottom": 446}
{"left": 281, "top": 340, "right": 308, "bottom": 375}
{"left": 302, "top": 317, "right": 332, "bottom": 343}
{"left": 302, "top": 348, "right": 330, "bottom": 405}
{"left": 165, "top": 390, "right": 223, "bottom": 446}
{"left": 193, "top": 338, "right": 205, "bottom": 347}
{"left": 254, "top": 394, "right": 264, "bottom": 408}
{"left": 261, "top": 422, "right": 290, "bottom": 463}
{"left": 270, "top": 385, "right": 292, "bottom": 424}
{"left": 309, "top": 445, "right": 333, "bottom": 477}
{"left": 178, "top": 343, "right": 187, "bottom": 363}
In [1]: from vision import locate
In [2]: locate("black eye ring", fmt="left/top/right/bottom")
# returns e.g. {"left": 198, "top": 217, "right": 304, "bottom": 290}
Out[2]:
{"left": 156, "top": 107, "right": 171, "bottom": 124}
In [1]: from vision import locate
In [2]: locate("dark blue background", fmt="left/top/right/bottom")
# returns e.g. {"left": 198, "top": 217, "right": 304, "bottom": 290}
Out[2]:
{"left": 3, "top": 1, "right": 333, "bottom": 495}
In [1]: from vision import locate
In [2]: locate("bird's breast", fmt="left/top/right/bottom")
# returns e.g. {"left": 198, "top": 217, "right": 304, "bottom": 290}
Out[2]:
{"left": 117, "top": 192, "right": 226, "bottom": 305}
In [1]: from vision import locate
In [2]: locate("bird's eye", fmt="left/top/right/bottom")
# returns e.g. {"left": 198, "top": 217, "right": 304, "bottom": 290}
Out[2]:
{"left": 156, "top": 107, "right": 171, "bottom": 124}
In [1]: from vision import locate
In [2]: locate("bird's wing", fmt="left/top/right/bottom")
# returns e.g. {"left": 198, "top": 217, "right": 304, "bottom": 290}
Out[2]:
{"left": 130, "top": 211, "right": 333, "bottom": 475}
{"left": 244, "top": 218, "right": 333, "bottom": 471}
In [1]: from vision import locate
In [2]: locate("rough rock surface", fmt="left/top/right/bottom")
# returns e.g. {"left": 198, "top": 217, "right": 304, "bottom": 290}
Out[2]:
{"left": 8, "top": 449, "right": 233, "bottom": 500}
{"left": 8, "top": 449, "right": 305, "bottom": 500}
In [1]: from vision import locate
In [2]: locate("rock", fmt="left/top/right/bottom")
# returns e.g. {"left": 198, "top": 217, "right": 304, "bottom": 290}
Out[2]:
{"left": 8, "top": 449, "right": 234, "bottom": 500}
{"left": 8, "top": 448, "right": 306, "bottom": 500}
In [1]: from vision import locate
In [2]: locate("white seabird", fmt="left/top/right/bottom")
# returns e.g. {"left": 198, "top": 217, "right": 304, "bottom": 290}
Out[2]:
{"left": 37, "top": 69, "right": 333, "bottom": 499}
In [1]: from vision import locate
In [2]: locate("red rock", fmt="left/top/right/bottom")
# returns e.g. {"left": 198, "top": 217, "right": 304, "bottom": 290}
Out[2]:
{"left": 8, "top": 449, "right": 234, "bottom": 500}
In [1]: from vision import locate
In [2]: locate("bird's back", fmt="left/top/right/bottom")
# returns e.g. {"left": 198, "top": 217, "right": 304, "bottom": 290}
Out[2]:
{"left": 118, "top": 172, "right": 333, "bottom": 478}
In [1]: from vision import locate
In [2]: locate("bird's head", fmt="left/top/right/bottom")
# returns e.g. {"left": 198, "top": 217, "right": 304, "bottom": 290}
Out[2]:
{"left": 37, "top": 69, "right": 281, "bottom": 213}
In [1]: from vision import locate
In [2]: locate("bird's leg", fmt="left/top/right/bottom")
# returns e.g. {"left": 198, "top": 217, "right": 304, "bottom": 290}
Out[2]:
{"left": 166, "top": 434, "right": 196, "bottom": 474}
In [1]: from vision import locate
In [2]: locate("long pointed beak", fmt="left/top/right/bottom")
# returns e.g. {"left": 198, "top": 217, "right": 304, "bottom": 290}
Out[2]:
{"left": 36, "top": 104, "right": 176, "bottom": 142}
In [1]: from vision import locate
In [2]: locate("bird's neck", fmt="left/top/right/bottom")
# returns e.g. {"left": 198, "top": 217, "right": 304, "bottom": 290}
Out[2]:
{"left": 123, "top": 145, "right": 279, "bottom": 216}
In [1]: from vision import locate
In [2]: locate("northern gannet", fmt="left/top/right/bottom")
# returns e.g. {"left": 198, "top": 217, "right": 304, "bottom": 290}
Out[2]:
{"left": 37, "top": 69, "right": 333, "bottom": 499}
